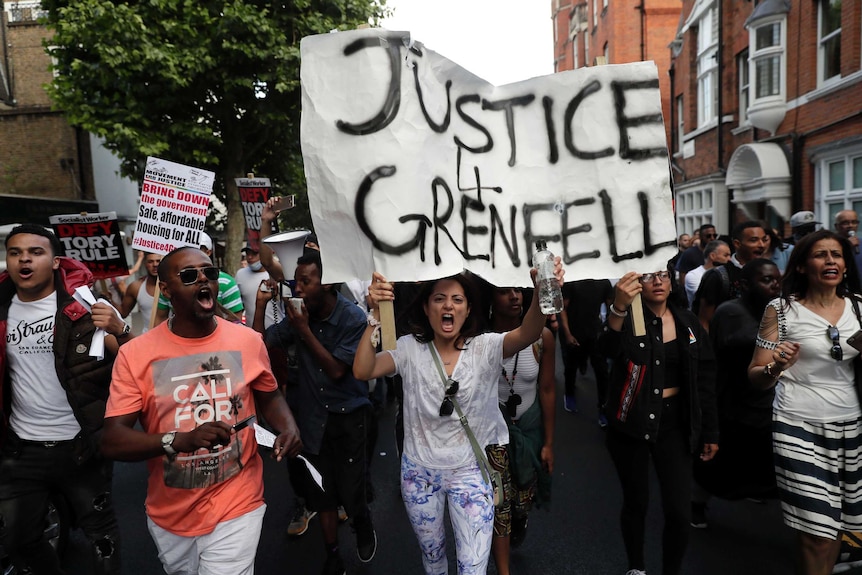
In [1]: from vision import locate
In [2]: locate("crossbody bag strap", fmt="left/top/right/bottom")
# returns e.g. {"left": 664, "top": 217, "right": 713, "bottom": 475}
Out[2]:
{"left": 850, "top": 294, "right": 862, "bottom": 328}
{"left": 427, "top": 342, "right": 493, "bottom": 484}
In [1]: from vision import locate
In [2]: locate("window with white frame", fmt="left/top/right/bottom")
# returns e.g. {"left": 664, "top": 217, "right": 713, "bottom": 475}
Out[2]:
{"left": 747, "top": 17, "right": 786, "bottom": 107}
{"left": 818, "top": 0, "right": 842, "bottom": 85}
{"left": 604, "top": 42, "right": 609, "bottom": 63}
{"left": 696, "top": 6, "right": 718, "bottom": 127}
{"left": 675, "top": 186, "right": 715, "bottom": 234}
{"left": 593, "top": 0, "right": 598, "bottom": 26}
{"left": 818, "top": 149, "right": 862, "bottom": 225}
{"left": 573, "top": 34, "right": 579, "bottom": 69}
{"left": 738, "top": 50, "right": 749, "bottom": 125}
{"left": 676, "top": 95, "right": 684, "bottom": 153}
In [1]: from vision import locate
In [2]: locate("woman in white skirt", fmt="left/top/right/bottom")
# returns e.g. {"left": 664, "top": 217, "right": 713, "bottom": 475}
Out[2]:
{"left": 749, "top": 230, "right": 862, "bottom": 575}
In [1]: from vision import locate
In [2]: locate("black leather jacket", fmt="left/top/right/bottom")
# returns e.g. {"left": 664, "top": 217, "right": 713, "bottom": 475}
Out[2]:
{"left": 598, "top": 303, "right": 719, "bottom": 452}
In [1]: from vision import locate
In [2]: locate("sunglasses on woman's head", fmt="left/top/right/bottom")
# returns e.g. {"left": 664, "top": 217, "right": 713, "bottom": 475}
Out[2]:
{"left": 827, "top": 326, "right": 842, "bottom": 361}
{"left": 438, "top": 378, "right": 460, "bottom": 417}
{"left": 177, "top": 266, "right": 219, "bottom": 285}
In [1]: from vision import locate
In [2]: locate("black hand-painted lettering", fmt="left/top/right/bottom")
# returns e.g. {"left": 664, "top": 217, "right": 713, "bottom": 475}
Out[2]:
{"left": 481, "top": 95, "right": 536, "bottom": 167}
{"left": 454, "top": 94, "right": 493, "bottom": 154}
{"left": 543, "top": 97, "right": 559, "bottom": 164}
{"left": 490, "top": 204, "right": 522, "bottom": 268}
{"left": 638, "top": 191, "right": 676, "bottom": 254}
{"left": 461, "top": 194, "right": 490, "bottom": 262}
{"left": 432, "top": 177, "right": 465, "bottom": 265}
{"left": 413, "top": 63, "right": 451, "bottom": 133}
{"left": 522, "top": 204, "right": 562, "bottom": 260}
{"left": 456, "top": 148, "right": 502, "bottom": 204}
{"left": 564, "top": 80, "right": 614, "bottom": 160}
{"left": 354, "top": 166, "right": 431, "bottom": 255}
{"left": 600, "top": 189, "right": 643, "bottom": 262}
{"left": 611, "top": 80, "right": 668, "bottom": 160}
{"left": 561, "top": 198, "right": 601, "bottom": 263}
{"left": 336, "top": 34, "right": 404, "bottom": 136}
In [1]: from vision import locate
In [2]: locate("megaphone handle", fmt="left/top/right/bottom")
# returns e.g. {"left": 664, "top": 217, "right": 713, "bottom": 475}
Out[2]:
{"left": 378, "top": 300, "right": 397, "bottom": 351}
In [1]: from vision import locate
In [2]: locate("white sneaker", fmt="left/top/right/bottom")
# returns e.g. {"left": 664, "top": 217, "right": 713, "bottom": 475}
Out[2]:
{"left": 625, "top": 570, "right": 647, "bottom": 575}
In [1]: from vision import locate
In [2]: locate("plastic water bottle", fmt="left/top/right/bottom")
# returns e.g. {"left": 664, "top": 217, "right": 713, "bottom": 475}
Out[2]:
{"left": 533, "top": 240, "right": 563, "bottom": 315}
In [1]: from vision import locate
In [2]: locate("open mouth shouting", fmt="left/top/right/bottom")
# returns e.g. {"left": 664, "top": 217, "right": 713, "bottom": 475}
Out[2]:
{"left": 441, "top": 313, "right": 455, "bottom": 333}
{"left": 196, "top": 284, "right": 216, "bottom": 313}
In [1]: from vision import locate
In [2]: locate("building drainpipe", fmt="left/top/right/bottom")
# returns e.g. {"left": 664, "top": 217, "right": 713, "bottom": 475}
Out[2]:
{"left": 637, "top": 1, "right": 646, "bottom": 62}
{"left": 717, "top": 0, "right": 723, "bottom": 172}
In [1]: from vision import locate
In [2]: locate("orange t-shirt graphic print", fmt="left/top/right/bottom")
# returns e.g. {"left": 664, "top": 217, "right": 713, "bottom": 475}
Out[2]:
{"left": 153, "top": 351, "right": 250, "bottom": 490}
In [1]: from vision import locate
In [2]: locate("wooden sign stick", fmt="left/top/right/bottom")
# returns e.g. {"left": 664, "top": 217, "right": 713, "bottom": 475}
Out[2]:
{"left": 631, "top": 293, "right": 646, "bottom": 336}
{"left": 149, "top": 282, "right": 161, "bottom": 330}
{"left": 378, "top": 300, "right": 397, "bottom": 351}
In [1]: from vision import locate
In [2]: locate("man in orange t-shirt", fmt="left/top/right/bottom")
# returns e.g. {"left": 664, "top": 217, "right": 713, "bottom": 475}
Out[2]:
{"left": 101, "top": 246, "right": 301, "bottom": 574}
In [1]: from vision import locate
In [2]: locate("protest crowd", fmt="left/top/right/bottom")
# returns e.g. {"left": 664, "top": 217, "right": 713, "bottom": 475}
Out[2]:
{"left": 3, "top": 200, "right": 862, "bottom": 575}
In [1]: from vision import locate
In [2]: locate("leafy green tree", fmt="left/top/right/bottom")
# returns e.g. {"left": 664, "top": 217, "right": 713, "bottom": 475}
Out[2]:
{"left": 44, "top": 0, "right": 387, "bottom": 273}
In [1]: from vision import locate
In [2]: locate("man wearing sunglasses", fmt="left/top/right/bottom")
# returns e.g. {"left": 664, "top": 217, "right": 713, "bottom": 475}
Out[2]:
{"left": 102, "top": 246, "right": 301, "bottom": 575}
{"left": 0, "top": 224, "right": 129, "bottom": 574}
{"left": 154, "top": 232, "right": 244, "bottom": 326}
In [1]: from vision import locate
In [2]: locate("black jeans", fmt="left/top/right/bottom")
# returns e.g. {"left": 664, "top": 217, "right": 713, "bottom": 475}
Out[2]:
{"left": 0, "top": 432, "right": 121, "bottom": 574}
{"left": 606, "top": 396, "right": 692, "bottom": 575}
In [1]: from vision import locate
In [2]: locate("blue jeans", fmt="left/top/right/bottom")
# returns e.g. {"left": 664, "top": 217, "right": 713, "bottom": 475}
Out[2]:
{"left": 0, "top": 432, "right": 120, "bottom": 574}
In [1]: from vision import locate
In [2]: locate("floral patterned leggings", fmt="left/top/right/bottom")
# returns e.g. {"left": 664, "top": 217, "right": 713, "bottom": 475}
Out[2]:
{"left": 401, "top": 455, "right": 495, "bottom": 575}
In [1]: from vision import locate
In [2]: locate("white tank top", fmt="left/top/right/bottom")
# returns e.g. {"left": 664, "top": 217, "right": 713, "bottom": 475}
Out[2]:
{"left": 136, "top": 279, "right": 155, "bottom": 329}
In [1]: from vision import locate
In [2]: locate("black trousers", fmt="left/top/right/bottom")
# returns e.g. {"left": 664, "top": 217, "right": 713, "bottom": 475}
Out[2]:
{"left": 605, "top": 396, "right": 692, "bottom": 575}
{"left": 0, "top": 432, "right": 120, "bottom": 574}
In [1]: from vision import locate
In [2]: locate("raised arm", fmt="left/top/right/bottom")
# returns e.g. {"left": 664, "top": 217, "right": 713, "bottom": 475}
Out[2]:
{"left": 353, "top": 272, "right": 397, "bottom": 381}
{"left": 747, "top": 303, "right": 799, "bottom": 390}
{"left": 259, "top": 197, "right": 287, "bottom": 283}
{"left": 502, "top": 257, "right": 564, "bottom": 358}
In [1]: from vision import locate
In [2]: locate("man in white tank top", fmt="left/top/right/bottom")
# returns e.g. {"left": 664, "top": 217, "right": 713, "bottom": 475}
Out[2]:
{"left": 120, "top": 252, "right": 161, "bottom": 329}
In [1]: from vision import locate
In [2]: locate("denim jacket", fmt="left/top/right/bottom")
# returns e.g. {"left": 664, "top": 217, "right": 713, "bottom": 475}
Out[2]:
{"left": 598, "top": 303, "right": 719, "bottom": 452}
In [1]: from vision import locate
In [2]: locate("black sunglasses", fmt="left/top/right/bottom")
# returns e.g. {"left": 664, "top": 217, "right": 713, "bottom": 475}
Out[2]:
{"left": 827, "top": 325, "right": 842, "bottom": 361}
{"left": 177, "top": 266, "right": 219, "bottom": 285}
{"left": 438, "top": 378, "right": 460, "bottom": 417}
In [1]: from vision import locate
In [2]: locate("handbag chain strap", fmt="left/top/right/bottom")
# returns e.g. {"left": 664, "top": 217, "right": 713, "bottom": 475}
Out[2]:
{"left": 427, "top": 342, "right": 493, "bottom": 484}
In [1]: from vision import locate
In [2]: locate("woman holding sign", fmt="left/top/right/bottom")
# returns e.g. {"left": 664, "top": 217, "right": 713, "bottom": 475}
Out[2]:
{"left": 354, "top": 261, "right": 563, "bottom": 575}
{"left": 600, "top": 266, "right": 718, "bottom": 575}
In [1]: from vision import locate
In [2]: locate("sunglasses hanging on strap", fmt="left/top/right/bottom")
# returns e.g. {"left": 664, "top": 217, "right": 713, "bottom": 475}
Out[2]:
{"left": 427, "top": 342, "right": 504, "bottom": 507}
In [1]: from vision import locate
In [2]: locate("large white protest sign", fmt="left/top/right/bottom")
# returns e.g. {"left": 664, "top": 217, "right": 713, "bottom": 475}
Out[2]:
{"left": 301, "top": 29, "right": 676, "bottom": 286}
{"left": 133, "top": 157, "right": 214, "bottom": 256}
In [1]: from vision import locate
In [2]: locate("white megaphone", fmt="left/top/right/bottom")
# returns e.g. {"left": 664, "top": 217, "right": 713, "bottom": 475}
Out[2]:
{"left": 263, "top": 230, "right": 311, "bottom": 280}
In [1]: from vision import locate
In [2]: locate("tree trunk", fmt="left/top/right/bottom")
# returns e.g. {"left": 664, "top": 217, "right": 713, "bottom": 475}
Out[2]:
{"left": 223, "top": 174, "right": 245, "bottom": 277}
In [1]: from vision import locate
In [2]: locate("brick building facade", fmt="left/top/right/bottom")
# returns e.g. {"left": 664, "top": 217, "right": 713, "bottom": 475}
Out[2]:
{"left": 551, "top": 0, "right": 682, "bottom": 146}
{"left": 670, "top": 0, "right": 862, "bottom": 237}
{"left": 0, "top": 1, "right": 99, "bottom": 222}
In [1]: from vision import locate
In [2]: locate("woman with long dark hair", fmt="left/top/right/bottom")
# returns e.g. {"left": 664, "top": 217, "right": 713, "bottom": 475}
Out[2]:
{"left": 748, "top": 230, "right": 862, "bottom": 575}
{"left": 600, "top": 266, "right": 718, "bottom": 575}
{"left": 353, "top": 263, "right": 563, "bottom": 575}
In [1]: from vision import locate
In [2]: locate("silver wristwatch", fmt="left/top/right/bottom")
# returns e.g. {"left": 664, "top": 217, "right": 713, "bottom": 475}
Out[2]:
{"left": 120, "top": 322, "right": 131, "bottom": 336}
{"left": 161, "top": 432, "right": 177, "bottom": 456}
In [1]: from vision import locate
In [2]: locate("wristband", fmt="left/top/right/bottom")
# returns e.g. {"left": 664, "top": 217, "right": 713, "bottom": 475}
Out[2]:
{"left": 764, "top": 362, "right": 782, "bottom": 379}
{"left": 609, "top": 303, "right": 629, "bottom": 317}
{"left": 367, "top": 312, "right": 381, "bottom": 347}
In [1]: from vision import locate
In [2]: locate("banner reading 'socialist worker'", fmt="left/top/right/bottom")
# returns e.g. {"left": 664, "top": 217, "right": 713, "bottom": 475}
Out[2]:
{"left": 300, "top": 29, "right": 677, "bottom": 287}
{"left": 133, "top": 157, "right": 214, "bottom": 256}
{"left": 236, "top": 177, "right": 283, "bottom": 251}
{"left": 49, "top": 211, "right": 129, "bottom": 280}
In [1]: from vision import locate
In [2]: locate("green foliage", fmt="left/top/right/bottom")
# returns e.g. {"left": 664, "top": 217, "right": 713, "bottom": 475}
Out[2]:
{"left": 43, "top": 0, "right": 388, "bottom": 267}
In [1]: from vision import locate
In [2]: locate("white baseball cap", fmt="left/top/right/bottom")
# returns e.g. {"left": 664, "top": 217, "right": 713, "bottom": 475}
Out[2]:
{"left": 199, "top": 232, "right": 213, "bottom": 251}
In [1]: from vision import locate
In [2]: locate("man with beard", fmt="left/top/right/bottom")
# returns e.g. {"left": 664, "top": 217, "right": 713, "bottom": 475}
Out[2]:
{"left": 101, "top": 246, "right": 301, "bottom": 574}
{"left": 691, "top": 259, "right": 781, "bottom": 528}
{"left": 694, "top": 221, "right": 770, "bottom": 331}
{"left": 265, "top": 250, "right": 377, "bottom": 575}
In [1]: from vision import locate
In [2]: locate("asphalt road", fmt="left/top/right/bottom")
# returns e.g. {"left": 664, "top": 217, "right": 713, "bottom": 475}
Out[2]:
{"left": 58, "top": 336, "right": 860, "bottom": 574}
